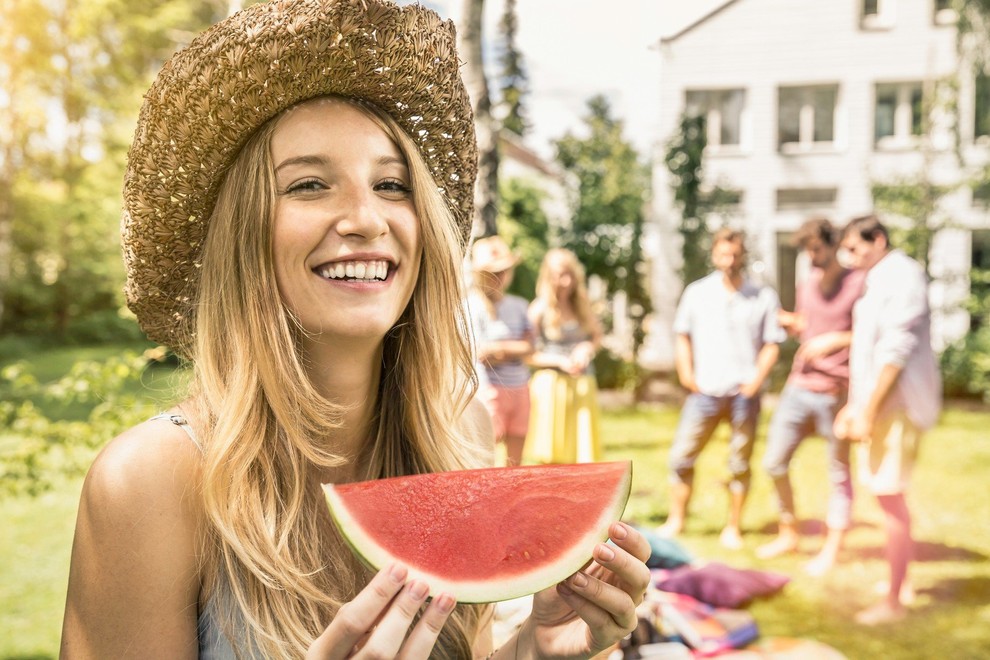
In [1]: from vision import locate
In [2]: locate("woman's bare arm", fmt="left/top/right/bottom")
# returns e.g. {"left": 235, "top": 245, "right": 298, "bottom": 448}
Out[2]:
{"left": 60, "top": 420, "right": 205, "bottom": 659}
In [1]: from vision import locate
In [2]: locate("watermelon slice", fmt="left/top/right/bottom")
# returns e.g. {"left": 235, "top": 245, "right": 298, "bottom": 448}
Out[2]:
{"left": 323, "top": 461, "right": 632, "bottom": 603}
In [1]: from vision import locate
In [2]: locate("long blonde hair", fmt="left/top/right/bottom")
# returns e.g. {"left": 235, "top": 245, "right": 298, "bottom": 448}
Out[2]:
{"left": 534, "top": 248, "right": 596, "bottom": 341}
{"left": 191, "top": 96, "right": 486, "bottom": 658}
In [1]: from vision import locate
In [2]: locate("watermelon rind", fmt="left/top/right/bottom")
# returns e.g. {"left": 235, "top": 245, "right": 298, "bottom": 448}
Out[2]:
{"left": 323, "top": 461, "right": 632, "bottom": 604}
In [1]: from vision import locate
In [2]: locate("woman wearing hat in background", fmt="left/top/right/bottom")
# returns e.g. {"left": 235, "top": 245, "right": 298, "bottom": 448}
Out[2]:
{"left": 466, "top": 236, "right": 535, "bottom": 467}
{"left": 59, "top": 1, "right": 649, "bottom": 658}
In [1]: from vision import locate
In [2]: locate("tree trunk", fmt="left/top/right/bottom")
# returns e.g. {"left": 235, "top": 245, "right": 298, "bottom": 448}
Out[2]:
{"left": 459, "top": 0, "right": 499, "bottom": 239}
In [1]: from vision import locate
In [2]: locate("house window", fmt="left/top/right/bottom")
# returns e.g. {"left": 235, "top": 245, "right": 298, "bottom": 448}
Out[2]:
{"left": 977, "top": 72, "right": 990, "bottom": 139}
{"left": 862, "top": 0, "right": 895, "bottom": 28}
{"left": 685, "top": 89, "right": 745, "bottom": 148}
{"left": 875, "top": 82, "right": 923, "bottom": 146}
{"left": 776, "top": 188, "right": 838, "bottom": 210}
{"left": 778, "top": 85, "right": 838, "bottom": 151}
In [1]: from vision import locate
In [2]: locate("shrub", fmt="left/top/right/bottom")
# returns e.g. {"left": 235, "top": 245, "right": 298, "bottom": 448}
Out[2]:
{"left": 940, "top": 328, "right": 990, "bottom": 401}
{"left": 0, "top": 352, "right": 165, "bottom": 496}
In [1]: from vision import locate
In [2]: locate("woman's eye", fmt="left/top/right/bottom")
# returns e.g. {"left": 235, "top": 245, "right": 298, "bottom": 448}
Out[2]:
{"left": 284, "top": 178, "right": 325, "bottom": 194}
{"left": 376, "top": 178, "right": 412, "bottom": 196}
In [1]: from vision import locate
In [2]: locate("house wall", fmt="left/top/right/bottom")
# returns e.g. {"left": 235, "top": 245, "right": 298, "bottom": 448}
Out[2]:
{"left": 644, "top": 0, "right": 990, "bottom": 370}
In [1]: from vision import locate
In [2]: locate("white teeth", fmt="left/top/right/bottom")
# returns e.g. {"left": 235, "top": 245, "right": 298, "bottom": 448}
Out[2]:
{"left": 318, "top": 260, "right": 389, "bottom": 282}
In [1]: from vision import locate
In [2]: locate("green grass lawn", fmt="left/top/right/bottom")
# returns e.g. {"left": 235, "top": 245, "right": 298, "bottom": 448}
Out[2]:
{"left": 1, "top": 347, "right": 988, "bottom": 658}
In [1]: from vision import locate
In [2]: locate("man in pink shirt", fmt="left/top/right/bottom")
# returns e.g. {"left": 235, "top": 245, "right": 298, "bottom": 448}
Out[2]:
{"left": 757, "top": 218, "right": 865, "bottom": 574}
{"left": 837, "top": 214, "right": 941, "bottom": 625}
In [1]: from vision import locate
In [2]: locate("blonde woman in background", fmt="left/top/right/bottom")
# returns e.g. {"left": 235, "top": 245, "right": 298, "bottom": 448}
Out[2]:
{"left": 525, "top": 248, "right": 604, "bottom": 464}
{"left": 59, "top": 1, "right": 650, "bottom": 658}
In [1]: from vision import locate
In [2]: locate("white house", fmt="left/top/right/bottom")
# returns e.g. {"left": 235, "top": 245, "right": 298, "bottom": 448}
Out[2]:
{"left": 642, "top": 0, "right": 990, "bottom": 370}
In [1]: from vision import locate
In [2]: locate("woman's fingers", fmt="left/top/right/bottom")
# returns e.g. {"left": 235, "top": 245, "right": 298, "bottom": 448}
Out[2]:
{"left": 308, "top": 564, "right": 410, "bottom": 659}
{"left": 396, "top": 593, "right": 457, "bottom": 659}
{"left": 359, "top": 580, "right": 430, "bottom": 657}
{"left": 307, "top": 564, "right": 454, "bottom": 660}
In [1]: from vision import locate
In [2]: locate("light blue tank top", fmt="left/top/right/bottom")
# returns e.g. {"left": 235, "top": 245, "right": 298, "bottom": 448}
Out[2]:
{"left": 150, "top": 414, "right": 239, "bottom": 660}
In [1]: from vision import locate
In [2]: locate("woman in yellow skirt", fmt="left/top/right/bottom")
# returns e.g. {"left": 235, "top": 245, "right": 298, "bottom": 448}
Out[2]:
{"left": 525, "top": 249, "right": 604, "bottom": 464}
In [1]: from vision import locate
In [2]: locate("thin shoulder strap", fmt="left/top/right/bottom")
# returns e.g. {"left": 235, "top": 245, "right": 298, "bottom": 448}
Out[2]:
{"left": 148, "top": 412, "right": 203, "bottom": 454}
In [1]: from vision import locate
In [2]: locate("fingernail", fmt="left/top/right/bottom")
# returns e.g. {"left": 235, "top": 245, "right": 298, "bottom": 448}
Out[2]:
{"left": 597, "top": 544, "right": 615, "bottom": 562}
{"left": 409, "top": 581, "right": 429, "bottom": 600}
{"left": 611, "top": 522, "right": 628, "bottom": 540}
{"left": 557, "top": 582, "right": 574, "bottom": 596}
{"left": 570, "top": 572, "right": 588, "bottom": 588}
{"left": 389, "top": 563, "right": 408, "bottom": 583}
{"left": 435, "top": 593, "right": 456, "bottom": 613}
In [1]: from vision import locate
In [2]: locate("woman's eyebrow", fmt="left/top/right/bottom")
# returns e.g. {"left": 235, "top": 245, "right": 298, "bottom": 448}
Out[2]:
{"left": 376, "top": 154, "right": 408, "bottom": 169}
{"left": 274, "top": 154, "right": 328, "bottom": 174}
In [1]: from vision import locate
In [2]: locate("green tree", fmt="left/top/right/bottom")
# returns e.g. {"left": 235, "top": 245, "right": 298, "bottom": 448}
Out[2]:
{"left": 459, "top": 0, "right": 499, "bottom": 238}
{"left": 497, "top": 0, "right": 529, "bottom": 137}
{"left": 663, "top": 113, "right": 710, "bottom": 285}
{"left": 497, "top": 177, "right": 550, "bottom": 300}
{"left": 553, "top": 95, "right": 652, "bottom": 379}
{"left": 0, "top": 0, "right": 236, "bottom": 340}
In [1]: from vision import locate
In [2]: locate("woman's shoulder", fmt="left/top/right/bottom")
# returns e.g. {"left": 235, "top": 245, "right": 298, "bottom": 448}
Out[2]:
{"left": 62, "top": 408, "right": 206, "bottom": 656}
{"left": 80, "top": 408, "right": 205, "bottom": 526}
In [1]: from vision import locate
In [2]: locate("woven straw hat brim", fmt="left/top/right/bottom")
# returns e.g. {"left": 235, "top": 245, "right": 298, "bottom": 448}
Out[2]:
{"left": 122, "top": 0, "right": 477, "bottom": 354}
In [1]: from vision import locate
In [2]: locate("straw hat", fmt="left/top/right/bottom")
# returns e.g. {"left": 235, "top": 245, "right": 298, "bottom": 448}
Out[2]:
{"left": 122, "top": 0, "right": 477, "bottom": 353}
{"left": 471, "top": 236, "right": 519, "bottom": 274}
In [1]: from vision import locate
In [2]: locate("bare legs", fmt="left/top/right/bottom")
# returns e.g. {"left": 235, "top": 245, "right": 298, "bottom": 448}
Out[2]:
{"left": 855, "top": 493, "right": 912, "bottom": 624}
{"left": 719, "top": 485, "right": 746, "bottom": 549}
{"left": 502, "top": 435, "right": 525, "bottom": 466}
{"left": 656, "top": 482, "right": 690, "bottom": 537}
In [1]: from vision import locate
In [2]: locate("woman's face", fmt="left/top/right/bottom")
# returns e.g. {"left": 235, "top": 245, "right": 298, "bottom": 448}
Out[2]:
{"left": 270, "top": 98, "right": 421, "bottom": 345}
{"left": 545, "top": 254, "right": 576, "bottom": 297}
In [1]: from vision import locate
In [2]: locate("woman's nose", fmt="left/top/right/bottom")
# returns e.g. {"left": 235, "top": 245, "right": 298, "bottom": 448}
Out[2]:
{"left": 334, "top": 186, "right": 389, "bottom": 239}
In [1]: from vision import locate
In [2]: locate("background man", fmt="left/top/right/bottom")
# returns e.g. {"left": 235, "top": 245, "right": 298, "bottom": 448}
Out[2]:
{"left": 836, "top": 214, "right": 941, "bottom": 625}
{"left": 660, "top": 228, "right": 785, "bottom": 549}
{"left": 757, "top": 218, "right": 865, "bottom": 575}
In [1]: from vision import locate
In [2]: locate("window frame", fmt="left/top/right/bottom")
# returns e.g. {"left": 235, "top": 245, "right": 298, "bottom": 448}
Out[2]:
{"left": 777, "top": 84, "right": 840, "bottom": 153}
{"left": 684, "top": 88, "right": 747, "bottom": 153}
{"left": 874, "top": 81, "right": 924, "bottom": 149}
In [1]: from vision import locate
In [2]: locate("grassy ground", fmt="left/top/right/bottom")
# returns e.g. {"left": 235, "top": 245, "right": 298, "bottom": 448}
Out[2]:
{"left": 1, "top": 348, "right": 988, "bottom": 658}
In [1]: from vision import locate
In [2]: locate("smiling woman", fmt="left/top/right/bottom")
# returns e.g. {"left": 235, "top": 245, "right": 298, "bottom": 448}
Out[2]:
{"left": 58, "top": 1, "right": 650, "bottom": 659}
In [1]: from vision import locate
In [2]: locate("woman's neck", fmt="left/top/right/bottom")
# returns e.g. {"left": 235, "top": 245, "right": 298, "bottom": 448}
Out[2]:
{"left": 305, "top": 337, "right": 383, "bottom": 461}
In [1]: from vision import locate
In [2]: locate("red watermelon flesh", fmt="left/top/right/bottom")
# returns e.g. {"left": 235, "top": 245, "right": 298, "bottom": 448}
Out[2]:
{"left": 323, "top": 461, "right": 632, "bottom": 603}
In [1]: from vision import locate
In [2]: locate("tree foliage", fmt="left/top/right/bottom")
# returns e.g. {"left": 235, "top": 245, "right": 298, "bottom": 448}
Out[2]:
{"left": 497, "top": 0, "right": 529, "bottom": 137}
{"left": 0, "top": 0, "right": 239, "bottom": 339}
{"left": 663, "top": 113, "right": 710, "bottom": 285}
{"left": 497, "top": 177, "right": 550, "bottom": 301}
{"left": 553, "top": 95, "right": 652, "bottom": 373}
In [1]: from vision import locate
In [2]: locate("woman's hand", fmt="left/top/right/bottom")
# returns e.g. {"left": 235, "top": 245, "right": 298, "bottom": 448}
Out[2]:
{"left": 566, "top": 342, "right": 596, "bottom": 375}
{"left": 306, "top": 564, "right": 456, "bottom": 659}
{"left": 518, "top": 522, "right": 651, "bottom": 659}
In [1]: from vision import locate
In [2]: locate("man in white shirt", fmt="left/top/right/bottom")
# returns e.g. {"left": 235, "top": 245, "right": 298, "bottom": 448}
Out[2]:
{"left": 836, "top": 214, "right": 941, "bottom": 625}
{"left": 659, "top": 229, "right": 785, "bottom": 549}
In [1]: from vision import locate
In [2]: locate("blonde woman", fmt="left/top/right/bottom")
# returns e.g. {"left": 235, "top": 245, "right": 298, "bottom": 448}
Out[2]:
{"left": 525, "top": 249, "right": 604, "bottom": 464}
{"left": 59, "top": 1, "right": 649, "bottom": 659}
